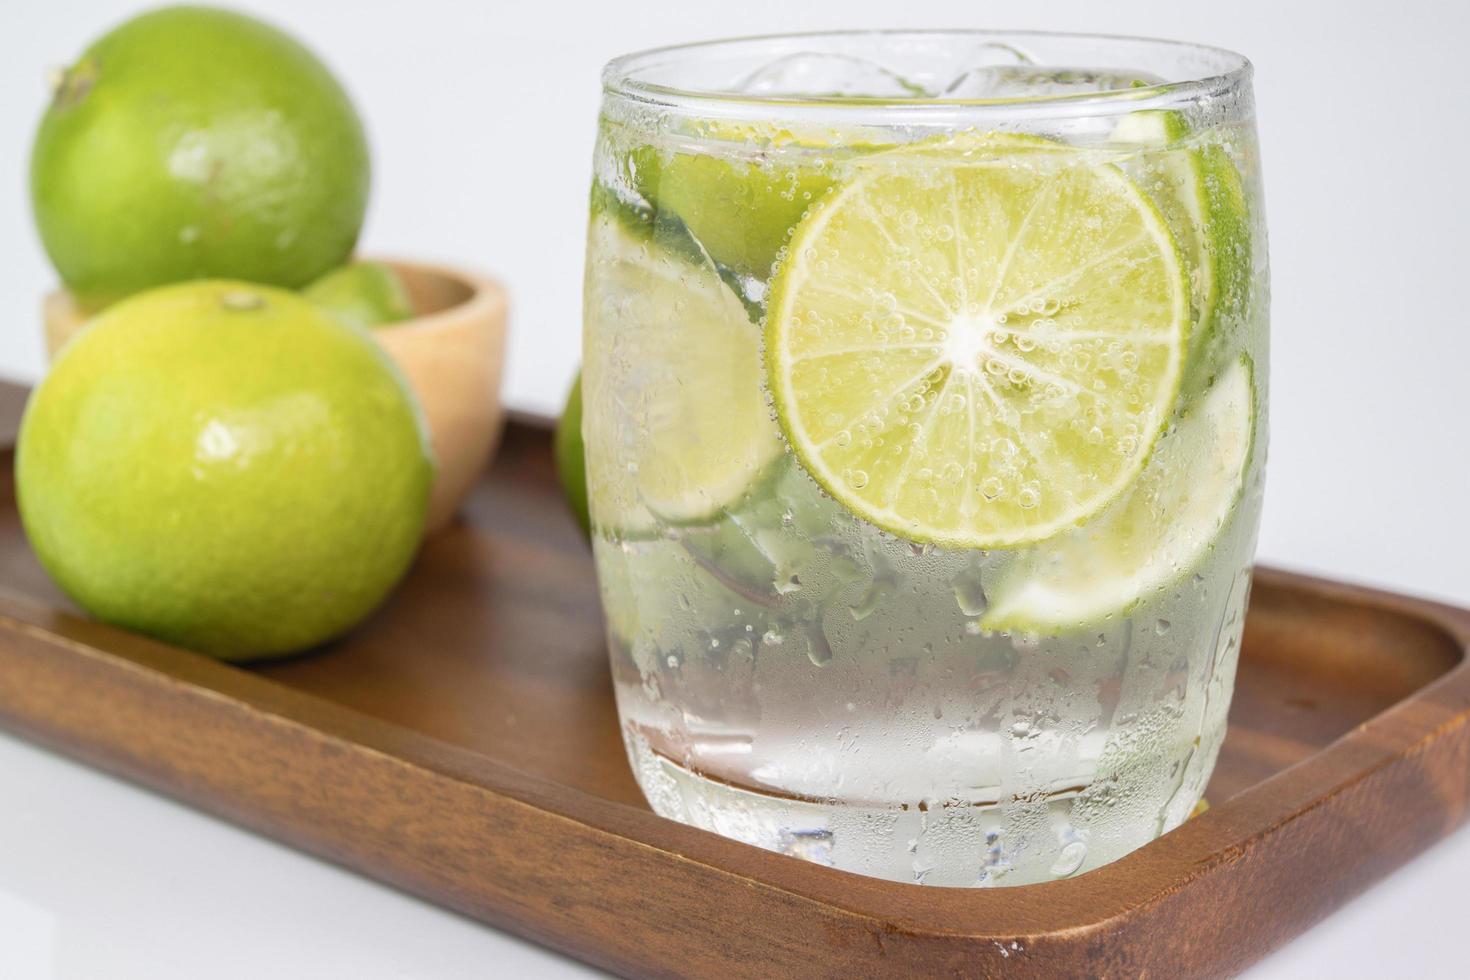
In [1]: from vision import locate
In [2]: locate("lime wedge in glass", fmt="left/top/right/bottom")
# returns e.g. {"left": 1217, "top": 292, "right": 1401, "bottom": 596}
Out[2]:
{"left": 765, "top": 135, "right": 1191, "bottom": 549}
{"left": 1112, "top": 110, "right": 1251, "bottom": 389}
{"left": 582, "top": 216, "right": 782, "bottom": 532}
{"left": 981, "top": 356, "right": 1256, "bottom": 634}
{"left": 629, "top": 136, "right": 835, "bottom": 279}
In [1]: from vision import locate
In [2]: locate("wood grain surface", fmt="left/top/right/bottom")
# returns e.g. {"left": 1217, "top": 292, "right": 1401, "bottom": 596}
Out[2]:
{"left": 0, "top": 380, "right": 1465, "bottom": 978}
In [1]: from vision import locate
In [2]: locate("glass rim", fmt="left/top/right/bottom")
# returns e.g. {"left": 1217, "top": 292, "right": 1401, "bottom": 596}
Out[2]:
{"left": 602, "top": 29, "right": 1252, "bottom": 121}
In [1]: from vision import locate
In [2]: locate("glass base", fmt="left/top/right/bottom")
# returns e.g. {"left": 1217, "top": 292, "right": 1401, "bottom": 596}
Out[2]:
{"left": 623, "top": 730, "right": 1202, "bottom": 887}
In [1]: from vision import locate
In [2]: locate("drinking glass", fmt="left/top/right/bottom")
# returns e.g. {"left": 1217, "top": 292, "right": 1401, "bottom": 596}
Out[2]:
{"left": 582, "top": 30, "right": 1267, "bottom": 886}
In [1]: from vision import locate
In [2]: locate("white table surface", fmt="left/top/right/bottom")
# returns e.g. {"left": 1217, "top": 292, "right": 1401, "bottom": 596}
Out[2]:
{"left": 2, "top": 698, "right": 1468, "bottom": 979}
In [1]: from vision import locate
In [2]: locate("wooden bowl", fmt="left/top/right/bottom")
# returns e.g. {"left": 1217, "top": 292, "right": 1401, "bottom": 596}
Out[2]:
{"left": 41, "top": 260, "right": 509, "bottom": 536}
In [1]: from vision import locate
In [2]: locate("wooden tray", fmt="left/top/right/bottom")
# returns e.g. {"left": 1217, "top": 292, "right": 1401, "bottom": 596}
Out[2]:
{"left": 0, "top": 378, "right": 1466, "bottom": 979}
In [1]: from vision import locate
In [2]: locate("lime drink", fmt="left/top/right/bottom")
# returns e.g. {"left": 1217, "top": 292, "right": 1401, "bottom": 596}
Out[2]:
{"left": 584, "top": 32, "right": 1267, "bottom": 886}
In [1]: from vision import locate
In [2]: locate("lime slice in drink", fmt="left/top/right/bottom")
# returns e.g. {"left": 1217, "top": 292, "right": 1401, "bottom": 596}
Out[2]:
{"left": 628, "top": 123, "right": 844, "bottom": 279}
{"left": 766, "top": 135, "right": 1191, "bottom": 549}
{"left": 1112, "top": 111, "right": 1251, "bottom": 389}
{"left": 590, "top": 177, "right": 765, "bottom": 323}
{"left": 981, "top": 356, "right": 1256, "bottom": 634}
{"left": 582, "top": 216, "right": 782, "bottom": 532}
{"left": 632, "top": 149, "right": 831, "bottom": 279}
{"left": 613, "top": 121, "right": 898, "bottom": 282}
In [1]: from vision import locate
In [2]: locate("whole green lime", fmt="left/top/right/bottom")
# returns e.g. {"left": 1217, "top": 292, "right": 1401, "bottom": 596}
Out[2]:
{"left": 30, "top": 6, "right": 371, "bottom": 306}
{"left": 554, "top": 371, "right": 590, "bottom": 538}
{"left": 16, "top": 281, "right": 433, "bottom": 661}
{"left": 304, "top": 261, "right": 415, "bottom": 330}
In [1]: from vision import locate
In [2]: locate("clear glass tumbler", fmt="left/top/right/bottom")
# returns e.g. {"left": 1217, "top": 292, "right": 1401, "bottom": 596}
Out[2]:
{"left": 582, "top": 30, "right": 1267, "bottom": 886}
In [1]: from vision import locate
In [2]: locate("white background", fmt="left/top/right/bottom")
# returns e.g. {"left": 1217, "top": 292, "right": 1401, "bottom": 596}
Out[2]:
{"left": 1, "top": 1, "right": 1467, "bottom": 977}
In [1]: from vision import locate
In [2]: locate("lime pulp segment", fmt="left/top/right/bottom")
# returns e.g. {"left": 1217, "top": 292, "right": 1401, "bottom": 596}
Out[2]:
{"left": 981, "top": 355, "right": 1256, "bottom": 634}
{"left": 582, "top": 216, "right": 782, "bottom": 531}
{"left": 766, "top": 136, "right": 1191, "bottom": 549}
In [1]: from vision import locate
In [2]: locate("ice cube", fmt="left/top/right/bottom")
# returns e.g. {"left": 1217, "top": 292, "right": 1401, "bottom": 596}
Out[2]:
{"left": 736, "top": 52, "right": 932, "bottom": 99}
{"left": 947, "top": 41, "right": 1035, "bottom": 74}
{"left": 942, "top": 65, "right": 1167, "bottom": 100}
